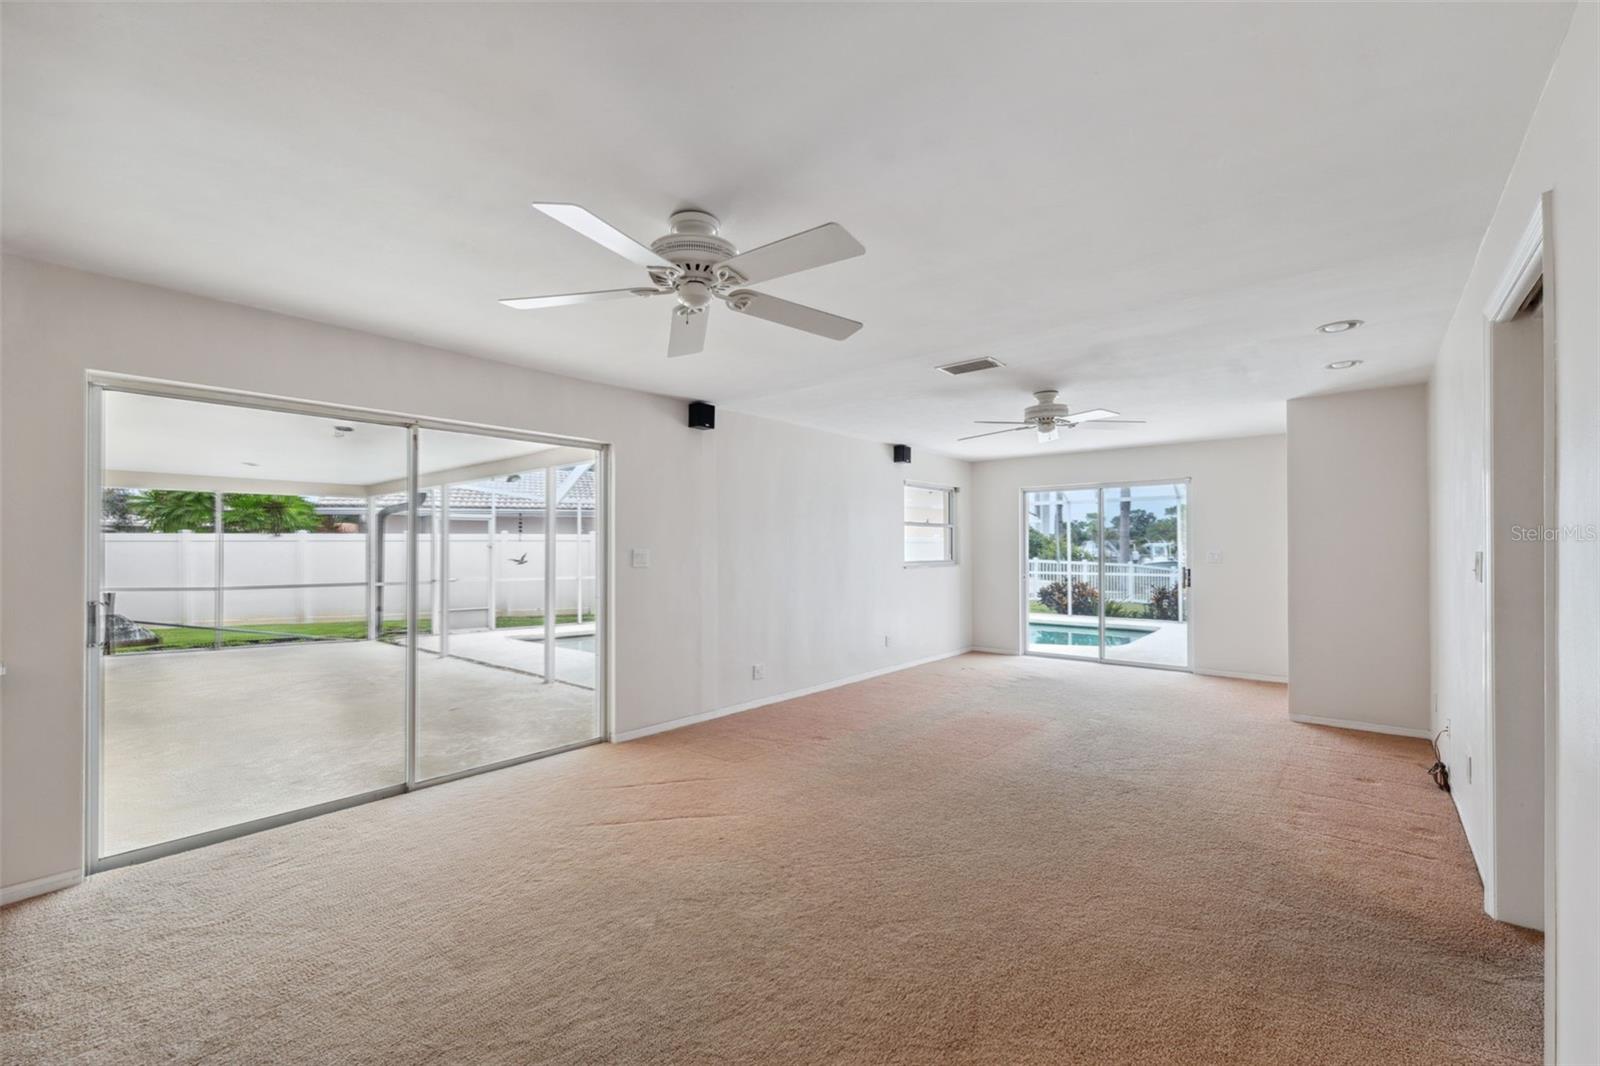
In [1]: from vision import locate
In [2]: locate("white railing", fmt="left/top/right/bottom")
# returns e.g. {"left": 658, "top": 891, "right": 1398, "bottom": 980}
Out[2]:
{"left": 1026, "top": 558, "right": 1180, "bottom": 607}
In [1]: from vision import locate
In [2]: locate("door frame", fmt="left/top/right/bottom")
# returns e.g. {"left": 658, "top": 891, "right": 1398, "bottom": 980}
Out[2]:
{"left": 1017, "top": 477, "right": 1193, "bottom": 673}
{"left": 83, "top": 373, "right": 613, "bottom": 873}
{"left": 1478, "top": 192, "right": 1559, "bottom": 1053}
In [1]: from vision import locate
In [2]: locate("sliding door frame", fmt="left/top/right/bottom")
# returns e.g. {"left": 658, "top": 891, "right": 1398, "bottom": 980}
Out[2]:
{"left": 1018, "top": 477, "right": 1193, "bottom": 673}
{"left": 83, "top": 373, "right": 613, "bottom": 874}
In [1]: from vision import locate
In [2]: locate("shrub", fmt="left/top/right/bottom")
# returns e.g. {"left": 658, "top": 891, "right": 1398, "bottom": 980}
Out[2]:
{"left": 1104, "top": 599, "right": 1151, "bottom": 619}
{"left": 1149, "top": 583, "right": 1180, "bottom": 621}
{"left": 1038, "top": 580, "right": 1073, "bottom": 614}
{"left": 1071, "top": 580, "right": 1100, "bottom": 616}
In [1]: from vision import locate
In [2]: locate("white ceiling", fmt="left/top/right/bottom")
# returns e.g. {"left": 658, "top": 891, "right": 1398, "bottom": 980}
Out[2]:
{"left": 104, "top": 391, "right": 558, "bottom": 488}
{"left": 3, "top": 3, "right": 1575, "bottom": 459}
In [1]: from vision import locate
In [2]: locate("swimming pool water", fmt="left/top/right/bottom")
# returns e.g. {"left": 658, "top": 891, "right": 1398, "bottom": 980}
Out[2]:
{"left": 1028, "top": 622, "right": 1149, "bottom": 647}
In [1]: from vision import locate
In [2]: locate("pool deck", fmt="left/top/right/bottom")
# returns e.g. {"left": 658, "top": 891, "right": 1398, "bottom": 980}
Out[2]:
{"left": 1026, "top": 612, "right": 1189, "bottom": 668}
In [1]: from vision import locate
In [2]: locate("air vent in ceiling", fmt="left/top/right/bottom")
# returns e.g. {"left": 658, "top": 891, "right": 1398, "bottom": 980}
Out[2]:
{"left": 936, "top": 356, "right": 1005, "bottom": 376}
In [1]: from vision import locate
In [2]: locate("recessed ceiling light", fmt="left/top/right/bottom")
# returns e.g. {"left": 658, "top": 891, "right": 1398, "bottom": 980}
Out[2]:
{"left": 1316, "top": 319, "right": 1363, "bottom": 334}
{"left": 1325, "top": 359, "right": 1363, "bottom": 370}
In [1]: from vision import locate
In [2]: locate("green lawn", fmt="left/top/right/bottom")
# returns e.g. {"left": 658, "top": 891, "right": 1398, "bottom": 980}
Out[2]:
{"left": 493, "top": 611, "right": 595, "bottom": 630}
{"left": 114, "top": 612, "right": 597, "bottom": 654}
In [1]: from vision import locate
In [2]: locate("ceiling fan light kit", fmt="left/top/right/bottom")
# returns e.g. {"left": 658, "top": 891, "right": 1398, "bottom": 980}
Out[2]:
{"left": 502, "top": 204, "right": 865, "bottom": 358}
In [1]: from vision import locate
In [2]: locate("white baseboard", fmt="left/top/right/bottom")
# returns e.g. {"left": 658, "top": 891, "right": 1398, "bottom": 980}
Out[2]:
{"left": 613, "top": 647, "right": 973, "bottom": 742}
{"left": 970, "top": 645, "right": 1018, "bottom": 655}
{"left": 1289, "top": 713, "right": 1431, "bottom": 739}
{"left": 1, "top": 868, "right": 82, "bottom": 907}
{"left": 1197, "top": 669, "right": 1289, "bottom": 684}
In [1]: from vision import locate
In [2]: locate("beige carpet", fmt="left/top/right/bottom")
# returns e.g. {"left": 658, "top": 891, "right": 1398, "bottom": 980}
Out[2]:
{"left": 1, "top": 654, "right": 1540, "bottom": 1064}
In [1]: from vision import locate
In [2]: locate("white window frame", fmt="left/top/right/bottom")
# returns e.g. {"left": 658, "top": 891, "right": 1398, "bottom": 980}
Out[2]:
{"left": 903, "top": 481, "right": 958, "bottom": 567}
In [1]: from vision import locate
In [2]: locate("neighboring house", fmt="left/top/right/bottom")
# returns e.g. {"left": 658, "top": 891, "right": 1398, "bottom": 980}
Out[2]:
{"left": 316, "top": 472, "right": 597, "bottom": 535}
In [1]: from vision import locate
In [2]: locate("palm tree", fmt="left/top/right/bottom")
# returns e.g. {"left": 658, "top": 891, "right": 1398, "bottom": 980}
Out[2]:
{"left": 225, "top": 494, "right": 319, "bottom": 535}
{"left": 128, "top": 491, "right": 218, "bottom": 532}
{"left": 126, "top": 491, "right": 321, "bottom": 535}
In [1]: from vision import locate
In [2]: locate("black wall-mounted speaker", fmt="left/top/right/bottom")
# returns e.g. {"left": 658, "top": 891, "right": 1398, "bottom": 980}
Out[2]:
{"left": 688, "top": 401, "right": 715, "bottom": 430}
{"left": 892, "top": 444, "right": 912, "bottom": 464}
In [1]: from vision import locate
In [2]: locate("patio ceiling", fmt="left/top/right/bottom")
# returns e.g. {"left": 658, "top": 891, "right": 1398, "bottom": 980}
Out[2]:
{"left": 103, "top": 390, "right": 592, "bottom": 494}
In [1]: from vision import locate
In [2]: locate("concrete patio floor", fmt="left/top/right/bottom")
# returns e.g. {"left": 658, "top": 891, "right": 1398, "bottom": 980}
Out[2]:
{"left": 1026, "top": 612, "right": 1189, "bottom": 668}
{"left": 413, "top": 625, "right": 596, "bottom": 688}
{"left": 102, "top": 639, "right": 598, "bottom": 857}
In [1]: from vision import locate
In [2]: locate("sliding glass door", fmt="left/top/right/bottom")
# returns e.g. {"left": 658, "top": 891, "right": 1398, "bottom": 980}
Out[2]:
{"left": 410, "top": 429, "right": 603, "bottom": 782}
{"left": 95, "top": 392, "right": 410, "bottom": 858}
{"left": 88, "top": 384, "right": 607, "bottom": 870}
{"left": 1023, "top": 480, "right": 1189, "bottom": 670}
{"left": 1024, "top": 487, "right": 1102, "bottom": 659}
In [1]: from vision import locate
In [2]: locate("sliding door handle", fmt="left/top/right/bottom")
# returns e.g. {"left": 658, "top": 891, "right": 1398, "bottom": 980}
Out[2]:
{"left": 100, "top": 592, "right": 116, "bottom": 655}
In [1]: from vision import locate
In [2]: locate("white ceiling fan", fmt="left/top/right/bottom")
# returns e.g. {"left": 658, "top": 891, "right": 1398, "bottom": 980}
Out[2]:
{"left": 500, "top": 204, "right": 865, "bottom": 358}
{"left": 959, "top": 390, "right": 1146, "bottom": 442}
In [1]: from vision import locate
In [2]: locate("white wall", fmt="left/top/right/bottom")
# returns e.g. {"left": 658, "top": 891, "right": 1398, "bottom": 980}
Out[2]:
{"left": 711, "top": 413, "right": 970, "bottom": 711}
{"left": 0, "top": 256, "right": 971, "bottom": 895}
{"left": 1287, "top": 385, "right": 1430, "bottom": 736}
{"left": 1427, "top": 7, "right": 1596, "bottom": 1060}
{"left": 970, "top": 435, "right": 1288, "bottom": 680}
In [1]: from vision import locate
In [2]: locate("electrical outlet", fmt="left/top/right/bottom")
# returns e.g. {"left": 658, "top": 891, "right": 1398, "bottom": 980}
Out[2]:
{"left": 751, "top": 664, "right": 765, "bottom": 681}
{"left": 630, "top": 549, "right": 651, "bottom": 569}
{"left": 1206, "top": 550, "right": 1223, "bottom": 563}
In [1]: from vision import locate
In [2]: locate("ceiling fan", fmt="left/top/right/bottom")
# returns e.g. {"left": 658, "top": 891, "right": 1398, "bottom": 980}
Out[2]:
{"left": 959, "top": 390, "right": 1145, "bottom": 442}
{"left": 501, "top": 204, "right": 865, "bottom": 358}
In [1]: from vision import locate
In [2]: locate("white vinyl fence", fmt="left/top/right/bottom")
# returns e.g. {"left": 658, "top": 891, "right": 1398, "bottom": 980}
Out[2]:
{"left": 105, "top": 531, "right": 596, "bottom": 628}
{"left": 1026, "top": 559, "right": 1180, "bottom": 607}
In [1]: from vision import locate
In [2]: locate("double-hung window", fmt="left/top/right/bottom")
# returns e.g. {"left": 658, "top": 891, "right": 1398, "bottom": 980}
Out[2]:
{"left": 903, "top": 483, "right": 956, "bottom": 565}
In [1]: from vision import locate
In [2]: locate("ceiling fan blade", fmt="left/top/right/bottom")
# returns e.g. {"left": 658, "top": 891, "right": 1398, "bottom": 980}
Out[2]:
{"left": 973, "top": 420, "right": 1031, "bottom": 425}
{"left": 530, "top": 203, "right": 674, "bottom": 269}
{"left": 957, "top": 426, "right": 1032, "bottom": 442}
{"left": 667, "top": 308, "right": 708, "bottom": 358}
{"left": 716, "top": 223, "right": 864, "bottom": 286}
{"left": 1078, "top": 419, "right": 1147, "bottom": 428}
{"left": 1064, "top": 408, "right": 1121, "bottom": 422}
{"left": 499, "top": 288, "right": 662, "bottom": 308}
{"left": 724, "top": 290, "right": 861, "bottom": 341}
{"left": 500, "top": 288, "right": 663, "bottom": 310}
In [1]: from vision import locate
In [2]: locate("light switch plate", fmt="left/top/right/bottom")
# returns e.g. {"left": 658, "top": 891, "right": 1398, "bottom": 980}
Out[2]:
{"left": 630, "top": 549, "right": 651, "bottom": 569}
{"left": 1206, "top": 550, "right": 1223, "bottom": 563}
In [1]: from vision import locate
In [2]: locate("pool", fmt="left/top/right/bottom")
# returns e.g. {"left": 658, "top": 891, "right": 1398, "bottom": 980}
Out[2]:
{"left": 1028, "top": 622, "right": 1149, "bottom": 647}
